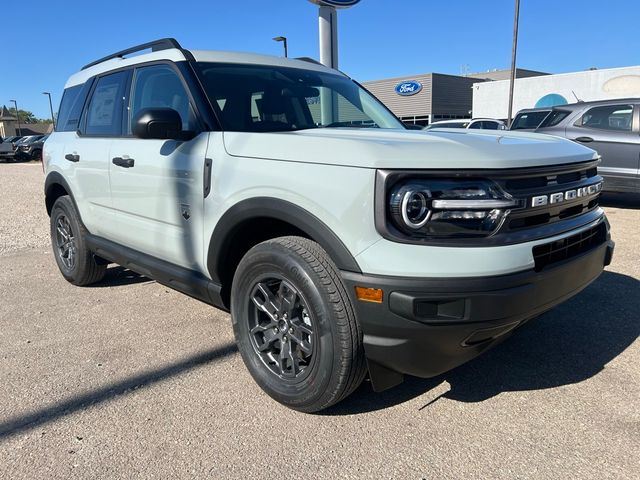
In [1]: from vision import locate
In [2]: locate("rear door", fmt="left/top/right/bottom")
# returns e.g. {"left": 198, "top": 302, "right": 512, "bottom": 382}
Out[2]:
{"left": 565, "top": 103, "right": 640, "bottom": 184}
{"left": 107, "top": 62, "right": 208, "bottom": 270}
{"left": 67, "top": 71, "right": 129, "bottom": 237}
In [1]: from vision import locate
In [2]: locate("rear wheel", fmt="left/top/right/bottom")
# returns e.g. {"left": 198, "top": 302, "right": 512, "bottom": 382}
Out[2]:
{"left": 231, "top": 236, "right": 366, "bottom": 413}
{"left": 50, "top": 196, "right": 106, "bottom": 286}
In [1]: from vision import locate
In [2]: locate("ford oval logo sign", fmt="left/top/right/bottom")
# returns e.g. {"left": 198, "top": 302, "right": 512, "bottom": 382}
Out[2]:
{"left": 308, "top": 0, "right": 361, "bottom": 8}
{"left": 395, "top": 81, "right": 422, "bottom": 96}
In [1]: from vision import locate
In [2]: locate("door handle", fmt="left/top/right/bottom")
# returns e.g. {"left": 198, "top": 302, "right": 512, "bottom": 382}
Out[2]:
{"left": 64, "top": 153, "right": 80, "bottom": 162}
{"left": 112, "top": 157, "right": 135, "bottom": 168}
{"left": 574, "top": 136, "right": 593, "bottom": 143}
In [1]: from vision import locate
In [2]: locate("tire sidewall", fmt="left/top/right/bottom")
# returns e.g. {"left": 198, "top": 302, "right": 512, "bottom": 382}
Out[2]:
{"left": 231, "top": 244, "right": 340, "bottom": 410}
{"left": 50, "top": 196, "right": 86, "bottom": 283}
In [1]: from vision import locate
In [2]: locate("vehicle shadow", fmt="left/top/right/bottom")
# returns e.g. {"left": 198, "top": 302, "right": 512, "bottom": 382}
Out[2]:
{"left": 323, "top": 270, "right": 640, "bottom": 415}
{"left": 0, "top": 342, "right": 238, "bottom": 440}
{"left": 89, "top": 265, "right": 153, "bottom": 288}
{"left": 600, "top": 192, "right": 640, "bottom": 209}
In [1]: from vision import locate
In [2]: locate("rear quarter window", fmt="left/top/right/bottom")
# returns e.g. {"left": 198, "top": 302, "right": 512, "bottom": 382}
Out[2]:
{"left": 83, "top": 71, "right": 129, "bottom": 136}
{"left": 56, "top": 85, "right": 83, "bottom": 132}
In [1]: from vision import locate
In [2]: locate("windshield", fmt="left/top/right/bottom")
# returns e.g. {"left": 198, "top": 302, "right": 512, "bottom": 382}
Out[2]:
{"left": 195, "top": 62, "right": 404, "bottom": 132}
{"left": 510, "top": 110, "right": 550, "bottom": 130}
{"left": 537, "top": 110, "right": 570, "bottom": 129}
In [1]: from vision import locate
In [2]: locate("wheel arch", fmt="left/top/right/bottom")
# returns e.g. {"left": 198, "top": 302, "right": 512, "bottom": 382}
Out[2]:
{"left": 44, "top": 171, "right": 76, "bottom": 217}
{"left": 207, "top": 197, "right": 361, "bottom": 308}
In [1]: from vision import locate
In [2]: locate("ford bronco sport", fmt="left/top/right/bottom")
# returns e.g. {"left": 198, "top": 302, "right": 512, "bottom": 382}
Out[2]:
{"left": 44, "top": 39, "right": 614, "bottom": 412}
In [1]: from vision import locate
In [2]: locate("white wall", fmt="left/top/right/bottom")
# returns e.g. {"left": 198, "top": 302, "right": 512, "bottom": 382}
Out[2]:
{"left": 472, "top": 66, "right": 640, "bottom": 119}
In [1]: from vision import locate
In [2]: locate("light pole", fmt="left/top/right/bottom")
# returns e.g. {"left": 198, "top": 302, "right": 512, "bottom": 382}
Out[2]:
{"left": 506, "top": 0, "right": 520, "bottom": 128}
{"left": 42, "top": 92, "right": 56, "bottom": 130}
{"left": 272, "top": 36, "right": 288, "bottom": 57}
{"left": 10, "top": 99, "right": 22, "bottom": 136}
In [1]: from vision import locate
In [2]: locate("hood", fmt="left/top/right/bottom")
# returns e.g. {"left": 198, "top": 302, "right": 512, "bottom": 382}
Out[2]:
{"left": 223, "top": 128, "right": 597, "bottom": 169}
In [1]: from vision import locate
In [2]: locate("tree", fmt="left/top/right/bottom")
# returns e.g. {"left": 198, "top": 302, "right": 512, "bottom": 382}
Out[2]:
{"left": 6, "top": 107, "right": 52, "bottom": 124}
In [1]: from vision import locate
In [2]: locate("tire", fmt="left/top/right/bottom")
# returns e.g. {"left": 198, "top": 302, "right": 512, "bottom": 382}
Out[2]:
{"left": 231, "top": 236, "right": 366, "bottom": 413}
{"left": 31, "top": 149, "right": 42, "bottom": 161}
{"left": 50, "top": 195, "right": 106, "bottom": 286}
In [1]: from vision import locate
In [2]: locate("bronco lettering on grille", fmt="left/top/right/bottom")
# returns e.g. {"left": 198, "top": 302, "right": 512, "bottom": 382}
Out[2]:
{"left": 531, "top": 182, "right": 602, "bottom": 207}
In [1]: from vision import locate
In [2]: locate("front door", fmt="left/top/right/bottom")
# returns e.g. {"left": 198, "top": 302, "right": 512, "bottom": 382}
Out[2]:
{"left": 107, "top": 63, "right": 208, "bottom": 271}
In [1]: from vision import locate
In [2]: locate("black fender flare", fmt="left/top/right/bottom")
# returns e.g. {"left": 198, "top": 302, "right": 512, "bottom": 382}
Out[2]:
{"left": 44, "top": 171, "right": 77, "bottom": 216}
{"left": 207, "top": 197, "right": 362, "bottom": 284}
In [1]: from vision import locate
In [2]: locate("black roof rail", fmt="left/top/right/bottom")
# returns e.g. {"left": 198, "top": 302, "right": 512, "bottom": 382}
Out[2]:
{"left": 81, "top": 38, "right": 184, "bottom": 71}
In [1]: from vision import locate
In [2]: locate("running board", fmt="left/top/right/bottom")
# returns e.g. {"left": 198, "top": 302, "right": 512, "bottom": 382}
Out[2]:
{"left": 85, "top": 234, "right": 225, "bottom": 310}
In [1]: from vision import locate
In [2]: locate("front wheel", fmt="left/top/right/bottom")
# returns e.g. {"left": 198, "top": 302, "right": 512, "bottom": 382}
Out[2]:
{"left": 231, "top": 236, "right": 366, "bottom": 413}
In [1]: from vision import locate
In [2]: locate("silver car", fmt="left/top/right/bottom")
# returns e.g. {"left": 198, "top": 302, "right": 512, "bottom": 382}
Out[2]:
{"left": 531, "top": 99, "right": 639, "bottom": 193}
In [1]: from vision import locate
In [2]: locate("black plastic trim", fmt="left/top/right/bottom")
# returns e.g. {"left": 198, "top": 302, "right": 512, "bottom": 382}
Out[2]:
{"left": 207, "top": 197, "right": 361, "bottom": 284}
{"left": 44, "top": 171, "right": 78, "bottom": 216}
{"left": 203, "top": 158, "right": 213, "bottom": 198}
{"left": 341, "top": 237, "right": 613, "bottom": 387}
{"left": 85, "top": 234, "right": 225, "bottom": 310}
{"left": 175, "top": 61, "right": 220, "bottom": 132}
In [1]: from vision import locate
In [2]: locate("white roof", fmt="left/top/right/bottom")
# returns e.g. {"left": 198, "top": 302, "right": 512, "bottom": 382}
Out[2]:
{"left": 66, "top": 48, "right": 339, "bottom": 88}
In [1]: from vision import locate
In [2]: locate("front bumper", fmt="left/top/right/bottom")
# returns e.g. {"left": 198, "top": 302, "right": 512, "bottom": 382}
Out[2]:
{"left": 341, "top": 232, "right": 614, "bottom": 391}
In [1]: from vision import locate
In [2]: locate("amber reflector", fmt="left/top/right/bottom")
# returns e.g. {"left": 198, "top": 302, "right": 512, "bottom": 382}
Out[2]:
{"left": 355, "top": 286, "right": 383, "bottom": 303}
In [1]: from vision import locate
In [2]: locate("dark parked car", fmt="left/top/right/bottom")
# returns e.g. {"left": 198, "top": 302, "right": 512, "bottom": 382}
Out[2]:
{"left": 510, "top": 108, "right": 552, "bottom": 131}
{"left": 15, "top": 135, "right": 47, "bottom": 161}
{"left": 532, "top": 99, "right": 640, "bottom": 193}
{"left": 2, "top": 135, "right": 25, "bottom": 145}
{"left": 0, "top": 135, "right": 25, "bottom": 161}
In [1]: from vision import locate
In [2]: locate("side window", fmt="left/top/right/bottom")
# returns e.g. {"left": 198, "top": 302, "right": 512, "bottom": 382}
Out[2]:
{"left": 84, "top": 71, "right": 128, "bottom": 136}
{"left": 130, "top": 64, "right": 196, "bottom": 132}
{"left": 578, "top": 105, "right": 633, "bottom": 131}
{"left": 56, "top": 85, "right": 82, "bottom": 132}
{"left": 483, "top": 121, "right": 499, "bottom": 130}
{"left": 468, "top": 121, "right": 483, "bottom": 129}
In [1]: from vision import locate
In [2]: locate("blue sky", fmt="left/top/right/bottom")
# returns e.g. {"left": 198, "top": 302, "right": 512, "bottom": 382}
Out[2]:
{"left": 2, "top": 0, "right": 638, "bottom": 119}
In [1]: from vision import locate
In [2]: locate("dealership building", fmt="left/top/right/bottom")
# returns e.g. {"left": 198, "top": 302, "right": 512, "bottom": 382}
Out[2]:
{"left": 472, "top": 65, "right": 640, "bottom": 119}
{"left": 365, "top": 65, "right": 640, "bottom": 125}
{"left": 363, "top": 68, "right": 547, "bottom": 125}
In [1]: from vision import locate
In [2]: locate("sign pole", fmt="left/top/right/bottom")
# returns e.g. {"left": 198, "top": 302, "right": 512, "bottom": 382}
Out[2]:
{"left": 318, "top": 5, "right": 338, "bottom": 123}
{"left": 507, "top": 0, "right": 520, "bottom": 128}
{"left": 309, "top": 0, "right": 360, "bottom": 124}
{"left": 318, "top": 5, "right": 338, "bottom": 69}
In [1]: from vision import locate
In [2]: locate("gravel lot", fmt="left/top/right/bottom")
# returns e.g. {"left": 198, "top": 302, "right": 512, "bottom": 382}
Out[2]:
{"left": 1, "top": 163, "right": 638, "bottom": 479}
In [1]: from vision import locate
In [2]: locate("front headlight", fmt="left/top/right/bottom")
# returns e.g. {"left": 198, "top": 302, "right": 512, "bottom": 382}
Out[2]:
{"left": 388, "top": 178, "right": 521, "bottom": 239}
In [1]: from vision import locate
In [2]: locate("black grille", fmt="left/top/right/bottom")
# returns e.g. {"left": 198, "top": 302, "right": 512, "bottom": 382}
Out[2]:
{"left": 499, "top": 161, "right": 602, "bottom": 232}
{"left": 532, "top": 222, "right": 607, "bottom": 271}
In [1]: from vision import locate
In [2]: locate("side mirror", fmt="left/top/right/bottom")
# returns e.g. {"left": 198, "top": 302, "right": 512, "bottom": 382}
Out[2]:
{"left": 132, "top": 108, "right": 185, "bottom": 140}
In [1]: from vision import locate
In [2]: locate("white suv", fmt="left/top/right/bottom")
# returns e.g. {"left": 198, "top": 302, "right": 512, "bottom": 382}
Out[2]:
{"left": 424, "top": 118, "right": 506, "bottom": 130}
{"left": 44, "top": 38, "right": 614, "bottom": 412}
